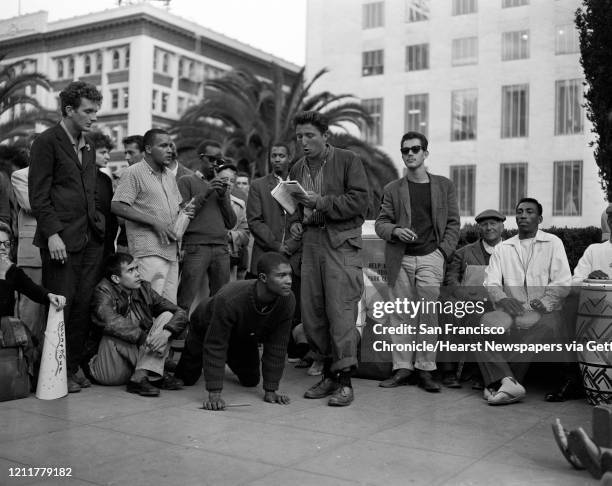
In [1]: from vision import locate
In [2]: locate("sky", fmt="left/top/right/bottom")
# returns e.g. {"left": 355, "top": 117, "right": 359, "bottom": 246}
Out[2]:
{"left": 1, "top": 0, "right": 307, "bottom": 65}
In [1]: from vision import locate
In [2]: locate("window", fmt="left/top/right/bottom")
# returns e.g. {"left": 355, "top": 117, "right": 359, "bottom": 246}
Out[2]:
{"left": 362, "top": 98, "right": 383, "bottom": 145}
{"left": 502, "top": 0, "right": 528, "bottom": 7}
{"left": 502, "top": 30, "right": 529, "bottom": 61}
{"left": 405, "top": 44, "right": 429, "bottom": 71}
{"left": 556, "top": 24, "right": 579, "bottom": 55}
{"left": 188, "top": 61, "right": 195, "bottom": 78}
{"left": 162, "top": 53, "right": 169, "bottom": 73}
{"left": 95, "top": 52, "right": 102, "bottom": 73}
{"left": 362, "top": 50, "right": 384, "bottom": 76}
{"left": 84, "top": 55, "right": 91, "bottom": 75}
{"left": 178, "top": 96, "right": 186, "bottom": 115}
{"left": 110, "top": 89, "right": 119, "bottom": 109}
{"left": 555, "top": 79, "right": 583, "bottom": 135}
{"left": 452, "top": 37, "right": 478, "bottom": 66}
{"left": 68, "top": 57, "right": 74, "bottom": 77}
{"left": 450, "top": 165, "right": 476, "bottom": 216}
{"left": 112, "top": 50, "right": 120, "bottom": 70}
{"left": 405, "top": 0, "right": 429, "bottom": 22}
{"left": 452, "top": 0, "right": 477, "bottom": 15}
{"left": 152, "top": 89, "right": 158, "bottom": 111}
{"left": 451, "top": 89, "right": 477, "bottom": 141}
{"left": 553, "top": 160, "right": 582, "bottom": 216}
{"left": 404, "top": 93, "right": 429, "bottom": 136}
{"left": 501, "top": 84, "right": 528, "bottom": 138}
{"left": 178, "top": 59, "right": 184, "bottom": 77}
{"left": 123, "top": 88, "right": 129, "bottom": 109}
{"left": 500, "top": 163, "right": 528, "bottom": 215}
{"left": 161, "top": 92, "right": 169, "bottom": 113}
{"left": 57, "top": 59, "right": 64, "bottom": 79}
{"left": 363, "top": 2, "right": 384, "bottom": 29}
{"left": 124, "top": 47, "right": 130, "bottom": 68}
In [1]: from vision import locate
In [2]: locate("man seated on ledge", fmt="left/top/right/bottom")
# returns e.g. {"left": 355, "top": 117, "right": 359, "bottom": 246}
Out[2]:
{"left": 474, "top": 197, "right": 571, "bottom": 405}
{"left": 89, "top": 252, "right": 188, "bottom": 397}
{"left": 174, "top": 252, "right": 295, "bottom": 410}
{"left": 573, "top": 205, "right": 612, "bottom": 285}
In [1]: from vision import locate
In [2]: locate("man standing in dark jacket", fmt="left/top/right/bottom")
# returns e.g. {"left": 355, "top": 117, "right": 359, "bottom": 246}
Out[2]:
{"left": 29, "top": 81, "right": 104, "bottom": 393}
{"left": 289, "top": 111, "right": 369, "bottom": 407}
{"left": 89, "top": 253, "right": 188, "bottom": 396}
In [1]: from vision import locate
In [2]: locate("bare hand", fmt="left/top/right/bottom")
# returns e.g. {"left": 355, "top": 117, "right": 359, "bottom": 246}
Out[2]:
{"left": 392, "top": 227, "right": 417, "bottom": 243}
{"left": 289, "top": 222, "right": 303, "bottom": 239}
{"left": 530, "top": 299, "right": 547, "bottom": 313}
{"left": 145, "top": 330, "right": 171, "bottom": 354}
{"left": 47, "top": 293, "right": 66, "bottom": 310}
{"left": 264, "top": 391, "right": 290, "bottom": 405}
{"left": 0, "top": 255, "right": 12, "bottom": 279}
{"left": 203, "top": 391, "right": 226, "bottom": 410}
{"left": 152, "top": 222, "right": 177, "bottom": 245}
{"left": 48, "top": 234, "right": 67, "bottom": 263}
{"left": 209, "top": 178, "right": 228, "bottom": 197}
{"left": 182, "top": 202, "right": 196, "bottom": 219}
{"left": 588, "top": 270, "right": 609, "bottom": 280}
{"left": 294, "top": 191, "right": 319, "bottom": 209}
{"left": 497, "top": 297, "right": 525, "bottom": 316}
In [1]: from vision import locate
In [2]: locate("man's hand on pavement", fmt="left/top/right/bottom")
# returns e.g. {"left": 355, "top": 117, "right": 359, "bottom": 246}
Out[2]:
{"left": 203, "top": 391, "right": 226, "bottom": 410}
{"left": 263, "top": 390, "right": 290, "bottom": 405}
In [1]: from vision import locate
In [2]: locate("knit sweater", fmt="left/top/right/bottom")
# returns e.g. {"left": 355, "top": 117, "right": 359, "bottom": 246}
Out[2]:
{"left": 203, "top": 280, "right": 295, "bottom": 392}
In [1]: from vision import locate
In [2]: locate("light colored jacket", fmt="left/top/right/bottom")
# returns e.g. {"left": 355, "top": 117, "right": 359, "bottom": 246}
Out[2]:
{"left": 572, "top": 241, "right": 612, "bottom": 285}
{"left": 228, "top": 194, "right": 250, "bottom": 258}
{"left": 484, "top": 229, "right": 571, "bottom": 311}
{"left": 11, "top": 168, "right": 41, "bottom": 268}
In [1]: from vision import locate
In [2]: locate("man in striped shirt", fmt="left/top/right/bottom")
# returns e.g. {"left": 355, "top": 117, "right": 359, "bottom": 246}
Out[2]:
{"left": 112, "top": 129, "right": 192, "bottom": 304}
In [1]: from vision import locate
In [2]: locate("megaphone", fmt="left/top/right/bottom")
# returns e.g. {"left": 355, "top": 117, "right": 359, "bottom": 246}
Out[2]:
{"left": 36, "top": 306, "right": 68, "bottom": 400}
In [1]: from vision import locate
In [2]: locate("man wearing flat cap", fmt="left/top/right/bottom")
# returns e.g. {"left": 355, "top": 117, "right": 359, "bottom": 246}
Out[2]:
{"left": 440, "top": 209, "right": 505, "bottom": 387}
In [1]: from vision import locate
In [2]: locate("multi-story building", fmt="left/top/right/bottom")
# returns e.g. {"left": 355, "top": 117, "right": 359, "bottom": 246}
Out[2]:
{"left": 0, "top": 3, "right": 300, "bottom": 160}
{"left": 306, "top": 0, "right": 602, "bottom": 227}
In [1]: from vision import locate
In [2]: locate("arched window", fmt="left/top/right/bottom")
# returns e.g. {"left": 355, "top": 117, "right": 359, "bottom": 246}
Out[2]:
{"left": 112, "top": 50, "right": 120, "bottom": 70}
{"left": 57, "top": 59, "right": 64, "bottom": 79}
{"left": 84, "top": 55, "right": 91, "bottom": 74}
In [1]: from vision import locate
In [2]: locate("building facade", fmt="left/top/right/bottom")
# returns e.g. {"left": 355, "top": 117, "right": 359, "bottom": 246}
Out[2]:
{"left": 306, "top": 0, "right": 602, "bottom": 227}
{"left": 0, "top": 4, "right": 299, "bottom": 159}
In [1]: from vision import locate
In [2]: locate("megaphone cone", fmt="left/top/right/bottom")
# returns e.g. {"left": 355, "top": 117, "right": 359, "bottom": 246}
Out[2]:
{"left": 36, "top": 306, "right": 68, "bottom": 400}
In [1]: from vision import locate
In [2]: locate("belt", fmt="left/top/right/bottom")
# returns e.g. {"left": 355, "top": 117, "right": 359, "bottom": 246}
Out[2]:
{"left": 304, "top": 222, "right": 326, "bottom": 229}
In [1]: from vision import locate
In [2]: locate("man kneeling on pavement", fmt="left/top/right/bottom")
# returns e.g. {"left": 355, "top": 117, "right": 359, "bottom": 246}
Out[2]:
{"left": 174, "top": 252, "right": 295, "bottom": 410}
{"left": 89, "top": 252, "right": 188, "bottom": 396}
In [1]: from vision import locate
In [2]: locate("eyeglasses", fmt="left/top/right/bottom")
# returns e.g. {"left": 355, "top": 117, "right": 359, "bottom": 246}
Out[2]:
{"left": 401, "top": 145, "right": 423, "bottom": 155}
{"left": 0, "top": 240, "right": 11, "bottom": 249}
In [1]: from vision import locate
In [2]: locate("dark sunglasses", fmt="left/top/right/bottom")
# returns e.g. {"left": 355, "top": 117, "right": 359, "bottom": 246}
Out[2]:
{"left": 400, "top": 145, "right": 423, "bottom": 155}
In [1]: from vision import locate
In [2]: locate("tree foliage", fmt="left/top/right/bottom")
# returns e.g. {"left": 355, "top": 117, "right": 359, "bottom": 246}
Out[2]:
{"left": 576, "top": 1, "right": 612, "bottom": 200}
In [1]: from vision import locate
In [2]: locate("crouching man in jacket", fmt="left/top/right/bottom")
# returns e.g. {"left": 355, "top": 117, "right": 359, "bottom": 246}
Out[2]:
{"left": 89, "top": 252, "right": 188, "bottom": 396}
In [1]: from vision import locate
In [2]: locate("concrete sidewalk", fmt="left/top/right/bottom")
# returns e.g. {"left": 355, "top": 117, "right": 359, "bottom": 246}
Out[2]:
{"left": 0, "top": 365, "right": 598, "bottom": 485}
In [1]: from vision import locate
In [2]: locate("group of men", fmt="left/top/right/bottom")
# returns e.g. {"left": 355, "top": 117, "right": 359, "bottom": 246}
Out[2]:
{"left": 4, "top": 79, "right": 608, "bottom": 410}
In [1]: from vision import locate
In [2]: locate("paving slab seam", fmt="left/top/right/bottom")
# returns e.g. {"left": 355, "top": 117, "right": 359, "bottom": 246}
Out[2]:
{"left": 237, "top": 465, "right": 361, "bottom": 486}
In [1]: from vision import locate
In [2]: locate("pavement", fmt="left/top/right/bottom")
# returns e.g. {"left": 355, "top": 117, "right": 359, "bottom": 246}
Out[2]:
{"left": 0, "top": 364, "right": 599, "bottom": 486}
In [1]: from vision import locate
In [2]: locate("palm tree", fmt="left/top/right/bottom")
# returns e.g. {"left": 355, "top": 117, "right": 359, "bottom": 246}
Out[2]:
{"left": 0, "top": 53, "right": 56, "bottom": 143}
{"left": 171, "top": 66, "right": 398, "bottom": 215}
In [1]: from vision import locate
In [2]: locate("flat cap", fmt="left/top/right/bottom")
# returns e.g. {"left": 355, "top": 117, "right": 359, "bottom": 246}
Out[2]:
{"left": 475, "top": 209, "right": 506, "bottom": 223}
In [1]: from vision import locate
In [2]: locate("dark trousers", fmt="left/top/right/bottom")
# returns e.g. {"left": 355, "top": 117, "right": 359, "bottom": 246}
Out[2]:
{"left": 174, "top": 305, "right": 260, "bottom": 387}
{"left": 41, "top": 238, "right": 104, "bottom": 374}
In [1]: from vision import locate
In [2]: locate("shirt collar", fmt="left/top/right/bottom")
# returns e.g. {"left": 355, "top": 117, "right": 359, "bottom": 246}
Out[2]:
{"left": 60, "top": 119, "right": 88, "bottom": 152}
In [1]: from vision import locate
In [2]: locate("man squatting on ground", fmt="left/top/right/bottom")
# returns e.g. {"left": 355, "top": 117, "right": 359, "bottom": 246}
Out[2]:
{"left": 174, "top": 252, "right": 295, "bottom": 409}
{"left": 288, "top": 111, "right": 369, "bottom": 407}
{"left": 375, "top": 131, "right": 460, "bottom": 392}
{"left": 89, "top": 252, "right": 188, "bottom": 397}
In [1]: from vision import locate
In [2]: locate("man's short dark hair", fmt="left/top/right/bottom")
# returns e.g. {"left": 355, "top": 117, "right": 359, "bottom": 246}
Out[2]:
{"left": 256, "top": 252, "right": 290, "bottom": 276}
{"left": 293, "top": 111, "right": 329, "bottom": 135}
{"left": 516, "top": 197, "right": 543, "bottom": 216}
{"left": 122, "top": 135, "right": 144, "bottom": 151}
{"left": 89, "top": 130, "right": 114, "bottom": 151}
{"left": 104, "top": 252, "right": 134, "bottom": 280}
{"left": 143, "top": 129, "right": 169, "bottom": 150}
{"left": 0, "top": 221, "right": 13, "bottom": 240}
{"left": 59, "top": 81, "right": 102, "bottom": 117}
{"left": 400, "top": 131, "right": 428, "bottom": 151}
{"left": 196, "top": 139, "right": 222, "bottom": 156}
{"left": 270, "top": 142, "right": 291, "bottom": 158}
{"left": 236, "top": 171, "right": 250, "bottom": 181}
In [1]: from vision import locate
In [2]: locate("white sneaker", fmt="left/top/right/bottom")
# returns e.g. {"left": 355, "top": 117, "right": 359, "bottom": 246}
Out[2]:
{"left": 307, "top": 360, "right": 324, "bottom": 376}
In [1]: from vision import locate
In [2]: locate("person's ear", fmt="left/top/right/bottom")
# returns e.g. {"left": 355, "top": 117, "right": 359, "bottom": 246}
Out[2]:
{"left": 111, "top": 274, "right": 120, "bottom": 284}
{"left": 258, "top": 273, "right": 267, "bottom": 283}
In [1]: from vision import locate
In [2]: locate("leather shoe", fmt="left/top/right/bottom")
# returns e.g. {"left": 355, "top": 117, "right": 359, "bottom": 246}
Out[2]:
{"left": 150, "top": 374, "right": 183, "bottom": 390}
{"left": 67, "top": 375, "right": 81, "bottom": 394}
{"left": 442, "top": 371, "right": 462, "bottom": 388}
{"left": 418, "top": 370, "right": 441, "bottom": 393}
{"left": 545, "top": 379, "right": 585, "bottom": 402}
{"left": 304, "top": 377, "right": 340, "bottom": 399}
{"left": 328, "top": 386, "right": 354, "bottom": 407}
{"left": 379, "top": 368, "right": 414, "bottom": 388}
{"left": 126, "top": 378, "right": 160, "bottom": 397}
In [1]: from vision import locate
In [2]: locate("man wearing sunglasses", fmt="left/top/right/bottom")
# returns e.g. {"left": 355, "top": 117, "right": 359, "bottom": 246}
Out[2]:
{"left": 375, "top": 131, "right": 460, "bottom": 392}
{"left": 196, "top": 140, "right": 224, "bottom": 181}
